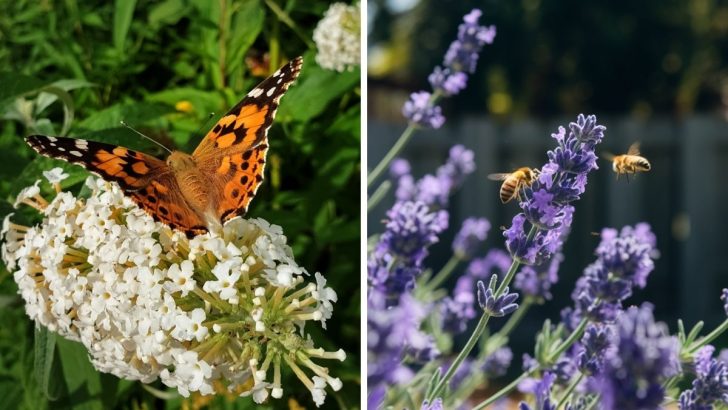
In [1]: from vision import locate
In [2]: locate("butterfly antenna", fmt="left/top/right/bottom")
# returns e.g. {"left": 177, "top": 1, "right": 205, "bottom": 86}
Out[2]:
{"left": 120, "top": 121, "right": 173, "bottom": 155}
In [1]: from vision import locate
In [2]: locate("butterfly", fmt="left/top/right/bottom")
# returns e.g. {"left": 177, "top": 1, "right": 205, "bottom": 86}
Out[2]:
{"left": 25, "top": 56, "right": 303, "bottom": 238}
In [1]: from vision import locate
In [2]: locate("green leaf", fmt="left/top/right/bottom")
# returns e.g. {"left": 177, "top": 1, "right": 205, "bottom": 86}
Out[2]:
{"left": 277, "top": 59, "right": 360, "bottom": 122}
{"left": 148, "top": 0, "right": 190, "bottom": 27}
{"left": 77, "top": 102, "right": 175, "bottom": 131}
{"left": 56, "top": 338, "right": 104, "bottom": 410}
{"left": 33, "top": 326, "right": 60, "bottom": 400}
{"left": 15, "top": 158, "right": 90, "bottom": 194}
{"left": 37, "top": 86, "right": 75, "bottom": 135}
{"left": 226, "top": 0, "right": 265, "bottom": 74}
{"left": 113, "top": 0, "right": 137, "bottom": 51}
{"left": 0, "top": 73, "right": 45, "bottom": 103}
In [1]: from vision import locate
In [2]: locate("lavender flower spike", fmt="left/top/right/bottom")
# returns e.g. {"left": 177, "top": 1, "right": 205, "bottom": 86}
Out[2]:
{"left": 402, "top": 91, "right": 445, "bottom": 129}
{"left": 721, "top": 288, "right": 728, "bottom": 316}
{"left": 421, "top": 398, "right": 444, "bottom": 410}
{"left": 477, "top": 279, "right": 519, "bottom": 317}
{"left": 452, "top": 217, "right": 491, "bottom": 259}
{"left": 679, "top": 345, "right": 728, "bottom": 409}
{"left": 504, "top": 114, "right": 605, "bottom": 266}
{"left": 597, "top": 304, "right": 680, "bottom": 410}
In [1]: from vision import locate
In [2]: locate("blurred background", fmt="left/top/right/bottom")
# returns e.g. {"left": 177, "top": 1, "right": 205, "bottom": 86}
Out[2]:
{"left": 368, "top": 0, "right": 728, "bottom": 384}
{"left": 0, "top": 1, "right": 359, "bottom": 409}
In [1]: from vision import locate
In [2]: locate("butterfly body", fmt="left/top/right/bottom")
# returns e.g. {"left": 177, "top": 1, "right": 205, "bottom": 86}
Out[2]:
{"left": 25, "top": 57, "right": 302, "bottom": 237}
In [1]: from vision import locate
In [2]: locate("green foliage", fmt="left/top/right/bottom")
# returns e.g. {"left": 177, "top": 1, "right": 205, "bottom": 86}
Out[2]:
{"left": 0, "top": 0, "right": 360, "bottom": 408}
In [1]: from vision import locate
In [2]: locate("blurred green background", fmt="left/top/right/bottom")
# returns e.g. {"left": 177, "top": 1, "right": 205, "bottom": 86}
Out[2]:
{"left": 0, "top": 0, "right": 360, "bottom": 409}
{"left": 367, "top": 0, "right": 728, "bottom": 391}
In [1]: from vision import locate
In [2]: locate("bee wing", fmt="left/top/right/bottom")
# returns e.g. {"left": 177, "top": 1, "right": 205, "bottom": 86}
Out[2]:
{"left": 600, "top": 152, "right": 616, "bottom": 161}
{"left": 627, "top": 142, "right": 641, "bottom": 156}
{"left": 487, "top": 173, "right": 511, "bottom": 181}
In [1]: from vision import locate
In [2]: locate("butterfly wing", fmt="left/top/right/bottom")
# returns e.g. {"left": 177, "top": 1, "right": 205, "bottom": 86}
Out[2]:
{"left": 193, "top": 57, "right": 303, "bottom": 223}
{"left": 25, "top": 135, "right": 207, "bottom": 237}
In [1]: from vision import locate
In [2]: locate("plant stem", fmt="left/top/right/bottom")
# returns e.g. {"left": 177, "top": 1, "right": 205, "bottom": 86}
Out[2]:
{"left": 471, "top": 316, "right": 589, "bottom": 409}
{"left": 425, "top": 226, "right": 535, "bottom": 402}
{"left": 472, "top": 368, "right": 538, "bottom": 409}
{"left": 424, "top": 256, "right": 461, "bottom": 291}
{"left": 367, "top": 180, "right": 391, "bottom": 211}
{"left": 264, "top": 0, "right": 315, "bottom": 48}
{"left": 430, "top": 314, "right": 492, "bottom": 401}
{"left": 367, "top": 124, "right": 417, "bottom": 187}
{"left": 556, "top": 373, "right": 584, "bottom": 410}
{"left": 495, "top": 297, "right": 533, "bottom": 340}
{"left": 548, "top": 318, "right": 588, "bottom": 362}
{"left": 688, "top": 318, "right": 728, "bottom": 353}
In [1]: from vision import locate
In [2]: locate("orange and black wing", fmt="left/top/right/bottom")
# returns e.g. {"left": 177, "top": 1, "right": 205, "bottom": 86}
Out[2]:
{"left": 193, "top": 57, "right": 303, "bottom": 223}
{"left": 25, "top": 135, "right": 207, "bottom": 237}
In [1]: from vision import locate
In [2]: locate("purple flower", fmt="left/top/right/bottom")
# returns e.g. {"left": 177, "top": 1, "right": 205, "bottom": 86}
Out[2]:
{"left": 367, "top": 292, "right": 439, "bottom": 388}
{"left": 421, "top": 398, "right": 444, "bottom": 410}
{"left": 679, "top": 345, "right": 728, "bottom": 409}
{"left": 477, "top": 279, "right": 519, "bottom": 317}
{"left": 429, "top": 67, "right": 468, "bottom": 96}
{"left": 452, "top": 217, "right": 491, "bottom": 259}
{"left": 467, "top": 249, "right": 512, "bottom": 280}
{"left": 483, "top": 347, "right": 513, "bottom": 378}
{"left": 402, "top": 91, "right": 445, "bottom": 129}
{"left": 438, "top": 144, "right": 476, "bottom": 192}
{"left": 440, "top": 287, "right": 477, "bottom": 334}
{"left": 597, "top": 304, "right": 680, "bottom": 410}
{"left": 389, "top": 158, "right": 411, "bottom": 180}
{"left": 514, "top": 253, "right": 563, "bottom": 302}
{"left": 570, "top": 223, "right": 657, "bottom": 323}
{"left": 393, "top": 145, "right": 476, "bottom": 208}
{"left": 380, "top": 201, "right": 448, "bottom": 265}
{"left": 576, "top": 323, "right": 613, "bottom": 375}
{"left": 519, "top": 372, "right": 557, "bottom": 410}
{"left": 721, "top": 289, "right": 728, "bottom": 316}
{"left": 443, "top": 9, "right": 496, "bottom": 74}
{"left": 503, "top": 115, "right": 605, "bottom": 265}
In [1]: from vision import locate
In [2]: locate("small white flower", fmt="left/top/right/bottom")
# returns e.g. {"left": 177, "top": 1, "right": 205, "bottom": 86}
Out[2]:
{"left": 165, "top": 261, "right": 195, "bottom": 296}
{"left": 313, "top": 272, "right": 338, "bottom": 328}
{"left": 13, "top": 180, "right": 41, "bottom": 208}
{"left": 313, "top": 2, "right": 361, "bottom": 72}
{"left": 43, "top": 167, "right": 69, "bottom": 184}
{"left": 311, "top": 375, "right": 327, "bottom": 407}
{"left": 2, "top": 177, "right": 344, "bottom": 406}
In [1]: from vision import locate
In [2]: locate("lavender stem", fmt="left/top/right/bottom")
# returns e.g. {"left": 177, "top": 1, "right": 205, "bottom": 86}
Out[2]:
{"left": 427, "top": 226, "right": 537, "bottom": 402}
{"left": 367, "top": 180, "right": 391, "bottom": 211}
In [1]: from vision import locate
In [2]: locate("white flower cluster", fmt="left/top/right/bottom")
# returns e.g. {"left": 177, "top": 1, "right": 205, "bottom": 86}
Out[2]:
{"left": 2, "top": 170, "right": 345, "bottom": 406}
{"left": 313, "top": 2, "right": 361, "bottom": 72}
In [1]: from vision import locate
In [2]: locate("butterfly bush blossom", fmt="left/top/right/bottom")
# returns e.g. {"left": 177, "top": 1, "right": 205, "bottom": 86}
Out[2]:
{"left": 3, "top": 172, "right": 344, "bottom": 406}
{"left": 313, "top": 2, "right": 360, "bottom": 72}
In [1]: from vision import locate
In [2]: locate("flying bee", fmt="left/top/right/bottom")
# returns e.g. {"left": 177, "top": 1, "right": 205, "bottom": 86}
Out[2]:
{"left": 487, "top": 167, "right": 538, "bottom": 203}
{"left": 603, "top": 142, "right": 651, "bottom": 180}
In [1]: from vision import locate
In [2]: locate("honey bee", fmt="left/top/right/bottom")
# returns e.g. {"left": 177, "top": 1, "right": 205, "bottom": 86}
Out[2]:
{"left": 487, "top": 167, "right": 538, "bottom": 203}
{"left": 604, "top": 142, "right": 651, "bottom": 180}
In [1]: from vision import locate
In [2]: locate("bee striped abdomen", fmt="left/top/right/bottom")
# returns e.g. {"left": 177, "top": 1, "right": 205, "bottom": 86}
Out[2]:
{"left": 634, "top": 157, "right": 651, "bottom": 171}
{"left": 500, "top": 179, "right": 518, "bottom": 203}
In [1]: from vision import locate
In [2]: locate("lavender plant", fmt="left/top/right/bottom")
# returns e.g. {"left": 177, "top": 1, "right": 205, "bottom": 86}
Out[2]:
{"left": 368, "top": 7, "right": 728, "bottom": 410}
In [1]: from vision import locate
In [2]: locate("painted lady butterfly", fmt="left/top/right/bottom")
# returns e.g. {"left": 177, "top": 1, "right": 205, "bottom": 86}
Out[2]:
{"left": 26, "top": 57, "right": 303, "bottom": 238}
